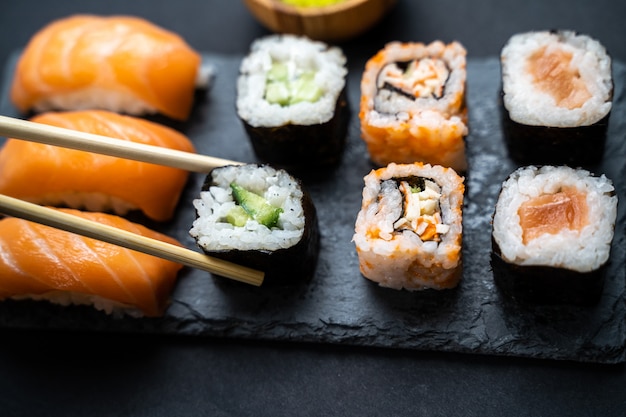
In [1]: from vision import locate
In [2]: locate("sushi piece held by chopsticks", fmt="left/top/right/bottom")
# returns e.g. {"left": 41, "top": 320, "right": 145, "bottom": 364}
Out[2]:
{"left": 0, "top": 195, "right": 264, "bottom": 290}
{"left": 0, "top": 110, "right": 198, "bottom": 222}
{"left": 0, "top": 114, "right": 265, "bottom": 289}
{"left": 0, "top": 203, "right": 263, "bottom": 317}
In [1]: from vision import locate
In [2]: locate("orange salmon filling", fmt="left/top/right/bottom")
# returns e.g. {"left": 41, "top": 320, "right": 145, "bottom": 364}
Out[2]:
{"left": 518, "top": 186, "right": 589, "bottom": 244}
{"left": 527, "top": 46, "right": 592, "bottom": 109}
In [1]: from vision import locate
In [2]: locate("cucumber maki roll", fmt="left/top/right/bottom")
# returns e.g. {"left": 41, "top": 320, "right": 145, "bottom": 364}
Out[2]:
{"left": 500, "top": 30, "right": 613, "bottom": 166}
{"left": 236, "top": 34, "right": 349, "bottom": 177}
{"left": 189, "top": 164, "right": 319, "bottom": 284}
{"left": 491, "top": 165, "right": 617, "bottom": 305}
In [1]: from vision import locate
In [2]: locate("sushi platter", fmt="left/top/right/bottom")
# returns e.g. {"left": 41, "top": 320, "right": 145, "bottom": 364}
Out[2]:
{"left": 0, "top": 47, "right": 624, "bottom": 364}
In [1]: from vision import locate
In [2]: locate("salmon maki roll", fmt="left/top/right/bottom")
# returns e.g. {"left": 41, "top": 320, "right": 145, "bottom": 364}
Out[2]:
{"left": 0, "top": 110, "right": 196, "bottom": 222}
{"left": 491, "top": 165, "right": 618, "bottom": 304}
{"left": 0, "top": 208, "right": 184, "bottom": 317}
{"left": 359, "top": 41, "right": 468, "bottom": 173}
{"left": 499, "top": 30, "right": 613, "bottom": 165}
{"left": 10, "top": 14, "right": 202, "bottom": 121}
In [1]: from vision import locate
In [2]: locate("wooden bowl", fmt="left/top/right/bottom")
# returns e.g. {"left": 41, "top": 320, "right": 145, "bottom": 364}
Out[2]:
{"left": 242, "top": 0, "right": 397, "bottom": 42}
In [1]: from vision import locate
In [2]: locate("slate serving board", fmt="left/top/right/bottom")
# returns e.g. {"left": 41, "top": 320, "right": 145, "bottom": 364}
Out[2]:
{"left": 0, "top": 51, "right": 624, "bottom": 364}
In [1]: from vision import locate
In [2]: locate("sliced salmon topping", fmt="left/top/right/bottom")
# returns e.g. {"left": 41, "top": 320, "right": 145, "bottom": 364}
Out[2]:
{"left": 0, "top": 209, "right": 184, "bottom": 317}
{"left": 527, "top": 45, "right": 592, "bottom": 109}
{"left": 518, "top": 186, "right": 589, "bottom": 244}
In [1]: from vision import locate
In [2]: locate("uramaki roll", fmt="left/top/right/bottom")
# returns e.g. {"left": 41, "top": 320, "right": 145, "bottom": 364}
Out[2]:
{"left": 353, "top": 162, "right": 464, "bottom": 290}
{"left": 359, "top": 41, "right": 468, "bottom": 173}
{"left": 491, "top": 165, "right": 617, "bottom": 305}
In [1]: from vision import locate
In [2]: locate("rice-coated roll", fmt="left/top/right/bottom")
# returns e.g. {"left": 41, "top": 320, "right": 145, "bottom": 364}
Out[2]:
{"left": 353, "top": 162, "right": 464, "bottom": 290}
{"left": 359, "top": 41, "right": 468, "bottom": 173}
{"left": 500, "top": 30, "right": 613, "bottom": 165}
{"left": 189, "top": 164, "right": 319, "bottom": 284}
{"left": 236, "top": 35, "right": 349, "bottom": 175}
{"left": 491, "top": 165, "right": 617, "bottom": 304}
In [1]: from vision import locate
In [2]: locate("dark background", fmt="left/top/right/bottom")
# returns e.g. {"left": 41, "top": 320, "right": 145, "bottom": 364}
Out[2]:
{"left": 1, "top": 1, "right": 625, "bottom": 416}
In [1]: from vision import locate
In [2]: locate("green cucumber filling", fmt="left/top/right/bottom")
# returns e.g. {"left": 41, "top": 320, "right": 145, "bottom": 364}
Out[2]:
{"left": 225, "top": 183, "right": 283, "bottom": 228}
{"left": 264, "top": 61, "right": 323, "bottom": 106}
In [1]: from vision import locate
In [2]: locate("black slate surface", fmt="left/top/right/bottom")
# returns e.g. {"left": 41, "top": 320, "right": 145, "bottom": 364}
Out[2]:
{"left": 0, "top": 51, "right": 624, "bottom": 364}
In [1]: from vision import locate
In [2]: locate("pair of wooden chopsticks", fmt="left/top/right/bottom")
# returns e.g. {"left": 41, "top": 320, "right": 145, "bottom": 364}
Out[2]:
{"left": 0, "top": 115, "right": 264, "bottom": 287}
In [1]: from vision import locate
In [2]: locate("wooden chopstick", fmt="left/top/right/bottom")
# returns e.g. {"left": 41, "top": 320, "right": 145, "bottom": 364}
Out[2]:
{"left": 0, "top": 194, "right": 264, "bottom": 287}
{"left": 0, "top": 115, "right": 263, "bottom": 285}
{"left": 0, "top": 115, "right": 243, "bottom": 173}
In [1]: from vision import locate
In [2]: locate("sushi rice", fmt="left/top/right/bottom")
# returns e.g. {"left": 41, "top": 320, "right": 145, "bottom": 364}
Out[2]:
{"left": 190, "top": 164, "right": 306, "bottom": 252}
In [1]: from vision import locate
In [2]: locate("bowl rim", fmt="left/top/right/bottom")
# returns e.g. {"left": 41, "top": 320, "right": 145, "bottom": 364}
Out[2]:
{"left": 246, "top": 0, "right": 373, "bottom": 17}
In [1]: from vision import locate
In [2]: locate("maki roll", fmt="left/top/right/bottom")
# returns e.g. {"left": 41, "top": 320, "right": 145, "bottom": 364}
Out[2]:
{"left": 189, "top": 164, "right": 319, "bottom": 284}
{"left": 491, "top": 165, "right": 617, "bottom": 305}
{"left": 353, "top": 162, "right": 464, "bottom": 290}
{"left": 236, "top": 34, "right": 349, "bottom": 176}
{"left": 500, "top": 30, "right": 613, "bottom": 166}
{"left": 359, "top": 41, "right": 468, "bottom": 173}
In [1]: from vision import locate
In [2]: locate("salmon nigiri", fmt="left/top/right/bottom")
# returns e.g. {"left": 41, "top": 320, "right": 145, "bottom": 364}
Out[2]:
{"left": 0, "top": 208, "right": 184, "bottom": 317}
{"left": 0, "top": 110, "right": 196, "bottom": 222}
{"left": 11, "top": 14, "right": 202, "bottom": 121}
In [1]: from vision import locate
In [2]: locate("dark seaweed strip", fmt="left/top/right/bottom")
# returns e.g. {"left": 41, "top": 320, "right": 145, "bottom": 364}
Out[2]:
{"left": 392, "top": 175, "right": 429, "bottom": 191}
{"left": 491, "top": 237, "right": 606, "bottom": 306}
{"left": 241, "top": 88, "right": 349, "bottom": 181}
